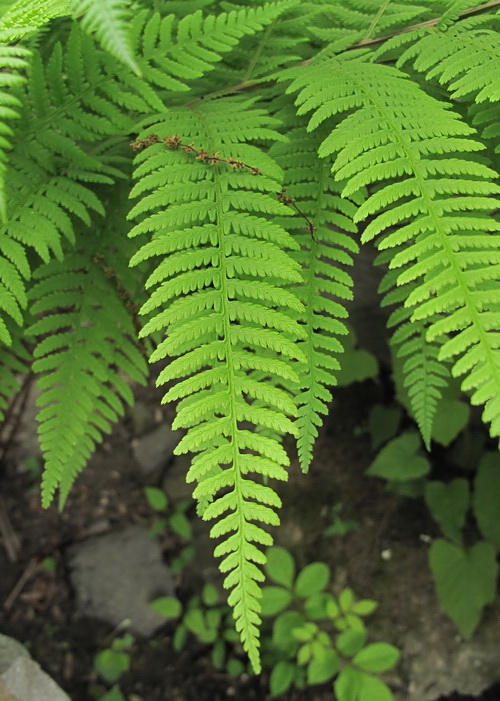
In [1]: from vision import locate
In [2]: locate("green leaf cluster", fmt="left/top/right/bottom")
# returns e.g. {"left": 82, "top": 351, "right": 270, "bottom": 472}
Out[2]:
{"left": 0, "top": 0, "right": 498, "bottom": 676}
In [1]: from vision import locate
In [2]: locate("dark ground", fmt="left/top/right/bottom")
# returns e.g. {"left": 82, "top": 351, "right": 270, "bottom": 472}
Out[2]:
{"left": 0, "top": 377, "right": 499, "bottom": 701}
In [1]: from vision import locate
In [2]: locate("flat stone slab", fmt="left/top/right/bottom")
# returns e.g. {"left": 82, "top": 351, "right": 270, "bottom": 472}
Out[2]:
{"left": 68, "top": 525, "right": 175, "bottom": 636}
{"left": 0, "top": 634, "right": 70, "bottom": 701}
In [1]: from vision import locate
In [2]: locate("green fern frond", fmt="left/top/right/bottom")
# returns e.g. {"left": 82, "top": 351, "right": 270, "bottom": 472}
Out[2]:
{"left": 0, "top": 20, "right": 151, "bottom": 343}
{"left": 0, "top": 0, "right": 69, "bottom": 42}
{"left": 270, "top": 122, "right": 358, "bottom": 471}
{"left": 129, "top": 98, "right": 306, "bottom": 672}
{"left": 27, "top": 249, "right": 148, "bottom": 508}
{"left": 70, "top": 0, "right": 141, "bottom": 75}
{"left": 280, "top": 55, "right": 500, "bottom": 441}
{"left": 0, "top": 319, "right": 31, "bottom": 421}
{"left": 0, "top": 43, "right": 30, "bottom": 224}
{"left": 307, "top": 0, "right": 431, "bottom": 46}
{"left": 131, "top": 0, "right": 298, "bottom": 96}
{"left": 398, "top": 18, "right": 500, "bottom": 103}
{"left": 379, "top": 258, "right": 451, "bottom": 449}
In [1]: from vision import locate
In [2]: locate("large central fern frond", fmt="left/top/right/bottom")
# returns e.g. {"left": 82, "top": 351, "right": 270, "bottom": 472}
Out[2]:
{"left": 128, "top": 98, "right": 306, "bottom": 671}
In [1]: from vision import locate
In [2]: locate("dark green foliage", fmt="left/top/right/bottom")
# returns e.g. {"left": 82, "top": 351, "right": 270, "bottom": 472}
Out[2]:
{"left": 0, "top": 0, "right": 498, "bottom": 673}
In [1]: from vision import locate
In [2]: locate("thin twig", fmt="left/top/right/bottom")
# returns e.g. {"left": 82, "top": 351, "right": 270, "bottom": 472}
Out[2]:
{"left": 0, "top": 371, "right": 34, "bottom": 466}
{"left": 4, "top": 557, "right": 39, "bottom": 612}
{"left": 0, "top": 495, "right": 20, "bottom": 562}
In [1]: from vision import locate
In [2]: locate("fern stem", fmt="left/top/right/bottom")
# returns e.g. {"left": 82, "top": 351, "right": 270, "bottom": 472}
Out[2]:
{"left": 242, "top": 22, "right": 275, "bottom": 83}
{"left": 363, "top": 0, "right": 391, "bottom": 41}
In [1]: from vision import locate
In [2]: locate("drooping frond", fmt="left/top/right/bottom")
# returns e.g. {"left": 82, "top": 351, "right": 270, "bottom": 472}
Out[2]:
{"left": 397, "top": 15, "right": 500, "bottom": 104}
{"left": 131, "top": 0, "right": 299, "bottom": 97}
{"left": 70, "top": 0, "right": 141, "bottom": 74}
{"left": 0, "top": 0, "right": 69, "bottom": 42}
{"left": 279, "top": 55, "right": 500, "bottom": 442}
{"left": 0, "top": 43, "right": 29, "bottom": 224}
{"left": 0, "top": 319, "right": 31, "bottom": 422}
{"left": 27, "top": 247, "right": 148, "bottom": 508}
{"left": 306, "top": 0, "right": 433, "bottom": 52}
{"left": 0, "top": 22, "right": 142, "bottom": 344}
{"left": 128, "top": 97, "right": 306, "bottom": 672}
{"left": 379, "top": 256, "right": 452, "bottom": 449}
{"left": 197, "top": 0, "right": 309, "bottom": 86}
{"left": 270, "top": 120, "right": 358, "bottom": 471}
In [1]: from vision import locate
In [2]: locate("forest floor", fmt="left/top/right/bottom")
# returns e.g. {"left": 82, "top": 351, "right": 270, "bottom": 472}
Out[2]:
{"left": 0, "top": 377, "right": 498, "bottom": 701}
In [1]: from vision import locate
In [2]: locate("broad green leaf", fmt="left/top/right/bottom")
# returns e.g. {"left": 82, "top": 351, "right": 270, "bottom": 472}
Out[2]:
{"left": 260, "top": 585, "right": 293, "bottom": 616}
{"left": 424, "top": 479, "right": 469, "bottom": 545}
{"left": 336, "top": 348, "right": 378, "bottom": 386}
{"left": 149, "top": 596, "right": 182, "bottom": 619}
{"left": 265, "top": 546, "right": 295, "bottom": 588}
{"left": 368, "top": 405, "right": 401, "bottom": 450}
{"left": 305, "top": 592, "right": 334, "bottom": 619}
{"left": 212, "top": 639, "right": 225, "bottom": 669}
{"left": 144, "top": 486, "right": 168, "bottom": 512}
{"left": 272, "top": 611, "right": 305, "bottom": 653}
{"left": 336, "top": 628, "right": 367, "bottom": 657}
{"left": 184, "top": 608, "right": 218, "bottom": 643}
{"left": 270, "top": 660, "right": 296, "bottom": 696}
{"left": 366, "top": 432, "right": 430, "bottom": 481}
{"left": 353, "top": 642, "right": 400, "bottom": 672}
{"left": 295, "top": 562, "right": 330, "bottom": 598}
{"left": 170, "top": 511, "right": 192, "bottom": 539}
{"left": 94, "top": 649, "right": 130, "bottom": 684}
{"left": 429, "top": 539, "right": 498, "bottom": 638}
{"left": 227, "top": 658, "right": 245, "bottom": 676}
{"left": 99, "top": 686, "right": 126, "bottom": 701}
{"left": 432, "top": 399, "right": 470, "bottom": 447}
{"left": 351, "top": 599, "right": 378, "bottom": 616}
{"left": 473, "top": 453, "right": 500, "bottom": 550}
{"left": 297, "top": 642, "right": 312, "bottom": 666}
{"left": 334, "top": 665, "right": 364, "bottom": 701}
{"left": 307, "top": 648, "right": 339, "bottom": 684}
{"left": 292, "top": 622, "right": 317, "bottom": 642}
{"left": 202, "top": 582, "right": 220, "bottom": 606}
{"left": 359, "top": 673, "right": 394, "bottom": 701}
{"left": 339, "top": 587, "right": 354, "bottom": 612}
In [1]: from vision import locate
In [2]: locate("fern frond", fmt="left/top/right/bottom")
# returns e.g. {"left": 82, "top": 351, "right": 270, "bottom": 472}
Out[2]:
{"left": 70, "top": 0, "right": 141, "bottom": 74}
{"left": 270, "top": 122, "right": 358, "bottom": 471}
{"left": 0, "top": 0, "right": 69, "bottom": 42}
{"left": 131, "top": 1, "right": 298, "bottom": 96}
{"left": 0, "top": 319, "right": 31, "bottom": 421}
{"left": 0, "top": 20, "right": 149, "bottom": 343}
{"left": 280, "top": 55, "right": 500, "bottom": 441}
{"left": 0, "top": 42, "right": 30, "bottom": 224}
{"left": 27, "top": 250, "right": 148, "bottom": 508}
{"left": 129, "top": 98, "right": 306, "bottom": 672}
{"left": 379, "top": 257, "right": 452, "bottom": 449}
{"left": 397, "top": 19, "right": 500, "bottom": 103}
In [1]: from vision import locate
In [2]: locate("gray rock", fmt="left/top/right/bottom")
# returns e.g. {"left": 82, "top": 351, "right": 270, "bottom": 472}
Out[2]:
{"left": 68, "top": 525, "right": 175, "bottom": 636}
{"left": 132, "top": 424, "right": 182, "bottom": 477}
{"left": 0, "top": 634, "right": 70, "bottom": 701}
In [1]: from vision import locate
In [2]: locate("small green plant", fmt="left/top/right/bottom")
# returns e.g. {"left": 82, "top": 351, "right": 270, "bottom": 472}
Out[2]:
{"left": 144, "top": 485, "right": 195, "bottom": 572}
{"left": 261, "top": 547, "right": 400, "bottom": 699}
{"left": 150, "top": 546, "right": 398, "bottom": 697}
{"left": 323, "top": 502, "right": 358, "bottom": 538}
{"left": 93, "top": 633, "right": 134, "bottom": 701}
{"left": 172, "top": 582, "right": 246, "bottom": 675}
